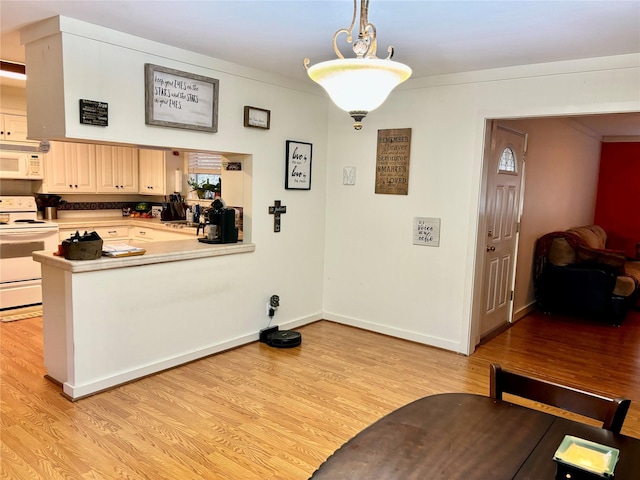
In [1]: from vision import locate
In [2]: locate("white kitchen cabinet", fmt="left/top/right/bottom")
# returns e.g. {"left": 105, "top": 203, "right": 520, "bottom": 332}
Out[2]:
{"left": 138, "top": 149, "right": 166, "bottom": 195}
{"left": 130, "top": 226, "right": 155, "bottom": 242}
{"left": 0, "top": 113, "right": 37, "bottom": 144}
{"left": 59, "top": 228, "right": 81, "bottom": 243}
{"left": 94, "top": 226, "right": 130, "bottom": 242}
{"left": 43, "top": 141, "right": 96, "bottom": 193}
{"left": 152, "top": 228, "right": 196, "bottom": 241}
{"left": 96, "top": 145, "right": 139, "bottom": 194}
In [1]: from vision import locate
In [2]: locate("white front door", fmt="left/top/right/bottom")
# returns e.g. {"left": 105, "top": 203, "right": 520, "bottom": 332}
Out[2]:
{"left": 479, "top": 123, "right": 527, "bottom": 339}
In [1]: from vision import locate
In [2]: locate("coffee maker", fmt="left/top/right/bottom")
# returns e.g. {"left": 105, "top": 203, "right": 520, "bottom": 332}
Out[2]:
{"left": 197, "top": 199, "right": 238, "bottom": 244}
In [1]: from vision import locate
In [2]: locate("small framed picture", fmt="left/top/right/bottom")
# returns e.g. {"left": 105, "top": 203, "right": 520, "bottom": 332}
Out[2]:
{"left": 285, "top": 140, "right": 312, "bottom": 190}
{"left": 244, "top": 106, "right": 270, "bottom": 129}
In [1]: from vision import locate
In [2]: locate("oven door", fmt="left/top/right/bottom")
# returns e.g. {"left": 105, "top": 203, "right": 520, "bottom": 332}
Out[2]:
{"left": 0, "top": 228, "right": 58, "bottom": 283}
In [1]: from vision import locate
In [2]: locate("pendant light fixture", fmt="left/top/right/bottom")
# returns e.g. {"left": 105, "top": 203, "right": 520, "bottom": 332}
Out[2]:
{"left": 304, "top": 0, "right": 412, "bottom": 130}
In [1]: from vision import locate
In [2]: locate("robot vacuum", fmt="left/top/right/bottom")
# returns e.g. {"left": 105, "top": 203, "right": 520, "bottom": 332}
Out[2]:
{"left": 259, "top": 326, "right": 302, "bottom": 348}
{"left": 267, "top": 330, "right": 302, "bottom": 348}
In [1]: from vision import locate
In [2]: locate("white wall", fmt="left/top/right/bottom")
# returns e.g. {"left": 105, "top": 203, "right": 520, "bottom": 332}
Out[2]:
{"left": 323, "top": 55, "right": 640, "bottom": 354}
{"left": 499, "top": 117, "right": 603, "bottom": 314}
{"left": 23, "top": 17, "right": 330, "bottom": 336}
{"left": 21, "top": 16, "right": 640, "bottom": 356}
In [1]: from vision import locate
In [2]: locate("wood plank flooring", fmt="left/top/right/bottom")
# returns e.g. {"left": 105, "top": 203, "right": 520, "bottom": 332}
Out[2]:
{"left": 2, "top": 310, "right": 639, "bottom": 479}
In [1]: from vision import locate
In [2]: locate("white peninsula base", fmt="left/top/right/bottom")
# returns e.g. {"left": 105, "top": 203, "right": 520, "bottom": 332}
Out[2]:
{"left": 34, "top": 240, "right": 255, "bottom": 400}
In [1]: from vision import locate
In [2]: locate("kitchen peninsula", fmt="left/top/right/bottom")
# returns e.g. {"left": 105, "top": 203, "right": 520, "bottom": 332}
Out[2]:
{"left": 33, "top": 239, "right": 255, "bottom": 400}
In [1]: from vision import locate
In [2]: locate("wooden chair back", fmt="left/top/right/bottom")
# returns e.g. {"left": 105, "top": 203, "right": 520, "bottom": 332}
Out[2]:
{"left": 489, "top": 363, "right": 630, "bottom": 433}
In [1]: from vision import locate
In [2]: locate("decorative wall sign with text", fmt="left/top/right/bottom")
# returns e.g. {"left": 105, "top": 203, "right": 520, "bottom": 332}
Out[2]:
{"left": 144, "top": 63, "right": 219, "bottom": 132}
{"left": 413, "top": 217, "right": 441, "bottom": 247}
{"left": 375, "top": 128, "right": 412, "bottom": 195}
{"left": 244, "top": 106, "right": 270, "bottom": 129}
{"left": 79, "top": 99, "right": 108, "bottom": 126}
{"left": 285, "top": 140, "right": 312, "bottom": 190}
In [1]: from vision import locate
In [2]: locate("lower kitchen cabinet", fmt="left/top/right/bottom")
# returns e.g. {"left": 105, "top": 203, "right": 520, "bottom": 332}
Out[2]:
{"left": 152, "top": 228, "right": 195, "bottom": 241}
{"left": 130, "top": 226, "right": 155, "bottom": 242}
{"left": 93, "top": 226, "right": 130, "bottom": 242}
{"left": 59, "top": 223, "right": 195, "bottom": 244}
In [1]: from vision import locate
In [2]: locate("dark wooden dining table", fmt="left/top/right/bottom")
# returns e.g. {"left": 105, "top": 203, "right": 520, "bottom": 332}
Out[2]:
{"left": 309, "top": 393, "right": 640, "bottom": 479}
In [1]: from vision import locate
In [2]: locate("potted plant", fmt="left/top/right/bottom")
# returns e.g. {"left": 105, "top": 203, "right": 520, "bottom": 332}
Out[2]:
{"left": 188, "top": 178, "right": 221, "bottom": 199}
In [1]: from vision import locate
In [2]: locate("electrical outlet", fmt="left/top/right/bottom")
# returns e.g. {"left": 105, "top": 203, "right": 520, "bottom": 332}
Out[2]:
{"left": 269, "top": 295, "right": 280, "bottom": 308}
{"left": 266, "top": 302, "right": 273, "bottom": 316}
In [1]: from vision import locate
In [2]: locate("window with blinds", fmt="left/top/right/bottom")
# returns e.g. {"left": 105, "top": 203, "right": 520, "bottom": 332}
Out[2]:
{"left": 188, "top": 152, "right": 222, "bottom": 193}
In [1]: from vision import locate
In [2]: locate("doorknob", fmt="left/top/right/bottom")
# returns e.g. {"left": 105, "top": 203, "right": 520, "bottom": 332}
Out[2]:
{"left": 486, "top": 245, "right": 496, "bottom": 252}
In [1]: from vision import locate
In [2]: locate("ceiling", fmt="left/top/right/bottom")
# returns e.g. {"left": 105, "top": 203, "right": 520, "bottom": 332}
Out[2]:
{"left": 1, "top": 1, "right": 639, "bottom": 136}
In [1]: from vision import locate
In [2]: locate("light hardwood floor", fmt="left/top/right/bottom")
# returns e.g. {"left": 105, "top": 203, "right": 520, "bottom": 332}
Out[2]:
{"left": 2, "top": 310, "right": 639, "bottom": 479}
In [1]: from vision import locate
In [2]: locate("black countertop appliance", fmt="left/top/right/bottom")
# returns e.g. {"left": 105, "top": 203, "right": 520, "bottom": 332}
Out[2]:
{"left": 198, "top": 199, "right": 238, "bottom": 244}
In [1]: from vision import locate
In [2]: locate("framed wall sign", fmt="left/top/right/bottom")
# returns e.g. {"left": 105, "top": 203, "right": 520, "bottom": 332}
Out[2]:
{"left": 375, "top": 128, "right": 412, "bottom": 195}
{"left": 285, "top": 140, "right": 312, "bottom": 190}
{"left": 144, "top": 63, "right": 219, "bottom": 132}
{"left": 79, "top": 99, "right": 108, "bottom": 126}
{"left": 244, "top": 106, "right": 270, "bottom": 129}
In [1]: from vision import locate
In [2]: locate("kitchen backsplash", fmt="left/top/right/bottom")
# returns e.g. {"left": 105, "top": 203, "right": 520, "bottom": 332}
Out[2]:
{"left": 58, "top": 201, "right": 145, "bottom": 211}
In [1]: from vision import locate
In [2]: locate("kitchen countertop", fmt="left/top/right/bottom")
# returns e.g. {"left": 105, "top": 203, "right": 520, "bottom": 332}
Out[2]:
{"left": 54, "top": 216, "right": 199, "bottom": 236}
{"left": 33, "top": 240, "right": 255, "bottom": 273}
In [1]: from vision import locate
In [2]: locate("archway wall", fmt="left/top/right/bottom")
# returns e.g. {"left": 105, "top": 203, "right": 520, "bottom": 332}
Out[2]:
{"left": 322, "top": 54, "right": 640, "bottom": 354}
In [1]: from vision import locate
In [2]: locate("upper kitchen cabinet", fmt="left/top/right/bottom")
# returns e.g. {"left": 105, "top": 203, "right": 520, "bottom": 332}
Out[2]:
{"left": 43, "top": 141, "right": 96, "bottom": 193}
{"left": 0, "top": 113, "right": 38, "bottom": 144}
{"left": 96, "top": 145, "right": 139, "bottom": 194}
{"left": 139, "top": 149, "right": 166, "bottom": 195}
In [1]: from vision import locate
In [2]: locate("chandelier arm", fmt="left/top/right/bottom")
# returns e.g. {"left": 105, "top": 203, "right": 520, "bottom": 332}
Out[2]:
{"left": 332, "top": 0, "right": 359, "bottom": 59}
{"left": 332, "top": 28, "right": 352, "bottom": 59}
{"left": 363, "top": 24, "right": 377, "bottom": 58}
{"left": 385, "top": 45, "right": 394, "bottom": 60}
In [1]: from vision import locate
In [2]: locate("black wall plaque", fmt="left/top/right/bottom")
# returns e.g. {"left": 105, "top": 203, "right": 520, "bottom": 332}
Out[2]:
{"left": 79, "top": 99, "right": 108, "bottom": 126}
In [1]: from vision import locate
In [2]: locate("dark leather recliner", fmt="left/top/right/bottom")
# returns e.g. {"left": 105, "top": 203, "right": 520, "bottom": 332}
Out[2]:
{"left": 534, "top": 225, "right": 640, "bottom": 325}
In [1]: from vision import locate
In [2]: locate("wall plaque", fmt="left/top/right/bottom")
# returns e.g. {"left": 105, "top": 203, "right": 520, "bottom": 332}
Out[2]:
{"left": 79, "top": 99, "right": 108, "bottom": 126}
{"left": 144, "top": 63, "right": 219, "bottom": 132}
{"left": 413, "top": 217, "right": 441, "bottom": 247}
{"left": 375, "top": 128, "right": 411, "bottom": 195}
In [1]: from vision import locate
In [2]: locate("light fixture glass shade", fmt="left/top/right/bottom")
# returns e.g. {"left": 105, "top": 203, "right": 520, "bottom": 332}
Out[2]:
{"left": 307, "top": 58, "right": 411, "bottom": 114}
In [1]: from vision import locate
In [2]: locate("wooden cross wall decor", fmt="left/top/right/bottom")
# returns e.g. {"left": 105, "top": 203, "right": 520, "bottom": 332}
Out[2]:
{"left": 268, "top": 200, "right": 287, "bottom": 232}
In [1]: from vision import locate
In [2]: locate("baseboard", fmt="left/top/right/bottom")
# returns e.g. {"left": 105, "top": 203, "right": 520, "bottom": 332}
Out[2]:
{"left": 322, "top": 312, "right": 463, "bottom": 353}
{"left": 62, "top": 313, "right": 323, "bottom": 400}
{"left": 513, "top": 301, "right": 537, "bottom": 321}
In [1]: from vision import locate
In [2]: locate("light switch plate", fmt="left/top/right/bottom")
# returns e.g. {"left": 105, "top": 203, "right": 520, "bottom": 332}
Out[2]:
{"left": 343, "top": 166, "right": 356, "bottom": 185}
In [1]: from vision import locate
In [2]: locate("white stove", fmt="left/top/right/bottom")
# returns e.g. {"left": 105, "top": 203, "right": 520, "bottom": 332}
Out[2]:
{"left": 0, "top": 196, "right": 59, "bottom": 310}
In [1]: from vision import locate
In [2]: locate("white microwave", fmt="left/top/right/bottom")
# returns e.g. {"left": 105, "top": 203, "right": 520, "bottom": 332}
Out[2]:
{"left": 0, "top": 151, "right": 44, "bottom": 180}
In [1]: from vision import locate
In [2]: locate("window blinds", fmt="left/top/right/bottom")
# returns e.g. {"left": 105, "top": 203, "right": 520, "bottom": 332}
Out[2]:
{"left": 188, "top": 152, "right": 222, "bottom": 173}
